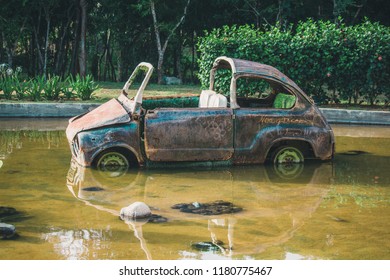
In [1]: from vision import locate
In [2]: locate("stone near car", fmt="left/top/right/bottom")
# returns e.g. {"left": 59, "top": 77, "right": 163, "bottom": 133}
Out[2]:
{"left": 163, "top": 76, "right": 182, "bottom": 85}
{"left": 0, "top": 223, "right": 16, "bottom": 239}
{"left": 120, "top": 202, "right": 152, "bottom": 221}
{"left": 66, "top": 57, "right": 334, "bottom": 170}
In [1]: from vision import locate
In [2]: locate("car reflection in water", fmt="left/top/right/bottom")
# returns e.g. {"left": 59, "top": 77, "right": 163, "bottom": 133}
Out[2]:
{"left": 65, "top": 160, "right": 333, "bottom": 260}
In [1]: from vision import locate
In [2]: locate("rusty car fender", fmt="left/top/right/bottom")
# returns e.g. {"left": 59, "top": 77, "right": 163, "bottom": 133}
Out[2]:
{"left": 76, "top": 122, "right": 144, "bottom": 166}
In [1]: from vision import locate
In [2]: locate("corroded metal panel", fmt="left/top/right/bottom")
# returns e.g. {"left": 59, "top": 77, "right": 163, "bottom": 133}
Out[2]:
{"left": 73, "top": 122, "right": 142, "bottom": 167}
{"left": 233, "top": 105, "right": 334, "bottom": 164}
{"left": 66, "top": 98, "right": 130, "bottom": 141}
{"left": 144, "top": 108, "right": 234, "bottom": 161}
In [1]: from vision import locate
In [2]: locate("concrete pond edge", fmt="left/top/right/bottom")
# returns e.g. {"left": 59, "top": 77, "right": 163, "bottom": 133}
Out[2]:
{"left": 0, "top": 102, "right": 389, "bottom": 125}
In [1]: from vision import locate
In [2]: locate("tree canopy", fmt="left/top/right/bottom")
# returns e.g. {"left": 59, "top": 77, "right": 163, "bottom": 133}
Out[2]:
{"left": 0, "top": 0, "right": 389, "bottom": 83}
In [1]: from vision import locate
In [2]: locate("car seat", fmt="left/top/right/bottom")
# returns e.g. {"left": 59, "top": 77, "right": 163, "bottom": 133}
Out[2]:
{"left": 199, "top": 90, "right": 227, "bottom": 108}
{"left": 273, "top": 93, "right": 296, "bottom": 109}
{"left": 208, "top": 93, "right": 228, "bottom": 108}
{"left": 199, "top": 90, "right": 215, "bottom": 108}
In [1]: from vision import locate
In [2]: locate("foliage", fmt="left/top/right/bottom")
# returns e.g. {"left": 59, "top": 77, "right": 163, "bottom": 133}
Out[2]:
{"left": 0, "top": 76, "right": 14, "bottom": 100}
{"left": 13, "top": 76, "right": 28, "bottom": 100}
{"left": 62, "top": 77, "right": 76, "bottom": 100}
{"left": 1, "top": 0, "right": 389, "bottom": 85}
{"left": 197, "top": 19, "right": 390, "bottom": 105}
{"left": 70, "top": 74, "right": 99, "bottom": 101}
{"left": 1, "top": 66, "right": 98, "bottom": 101}
{"left": 43, "top": 76, "right": 62, "bottom": 101}
{"left": 25, "top": 76, "right": 45, "bottom": 101}
{"left": 0, "top": 64, "right": 23, "bottom": 99}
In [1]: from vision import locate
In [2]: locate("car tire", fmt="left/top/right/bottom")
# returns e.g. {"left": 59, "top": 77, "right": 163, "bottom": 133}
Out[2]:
{"left": 272, "top": 146, "right": 304, "bottom": 165}
{"left": 96, "top": 150, "right": 129, "bottom": 173}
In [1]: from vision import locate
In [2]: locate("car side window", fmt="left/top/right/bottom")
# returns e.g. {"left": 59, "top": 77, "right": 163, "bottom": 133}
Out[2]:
{"left": 236, "top": 77, "right": 296, "bottom": 109}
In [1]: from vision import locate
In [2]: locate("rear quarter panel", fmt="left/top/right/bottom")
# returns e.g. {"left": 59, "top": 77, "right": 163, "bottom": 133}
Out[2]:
{"left": 233, "top": 106, "right": 333, "bottom": 164}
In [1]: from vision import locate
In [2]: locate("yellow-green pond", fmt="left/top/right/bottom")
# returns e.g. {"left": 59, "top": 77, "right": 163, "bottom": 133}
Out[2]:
{"left": 0, "top": 119, "right": 389, "bottom": 260}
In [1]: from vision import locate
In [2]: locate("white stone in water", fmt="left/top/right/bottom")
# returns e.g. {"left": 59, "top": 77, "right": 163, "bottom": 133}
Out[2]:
{"left": 0, "top": 222, "right": 16, "bottom": 239}
{"left": 120, "top": 202, "right": 151, "bottom": 220}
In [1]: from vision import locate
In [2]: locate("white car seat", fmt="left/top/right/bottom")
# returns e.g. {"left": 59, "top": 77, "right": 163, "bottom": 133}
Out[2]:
{"left": 208, "top": 93, "right": 228, "bottom": 108}
{"left": 199, "top": 90, "right": 215, "bottom": 108}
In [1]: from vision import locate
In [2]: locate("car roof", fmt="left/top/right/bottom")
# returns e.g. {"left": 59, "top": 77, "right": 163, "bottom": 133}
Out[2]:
{"left": 212, "top": 56, "right": 312, "bottom": 101}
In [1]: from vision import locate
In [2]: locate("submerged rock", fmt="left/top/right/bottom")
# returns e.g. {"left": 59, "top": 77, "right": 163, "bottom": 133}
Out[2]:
{"left": 148, "top": 214, "right": 168, "bottom": 223}
{"left": 340, "top": 150, "right": 370, "bottom": 156}
{"left": 81, "top": 186, "right": 105, "bottom": 192}
{"left": 327, "top": 214, "right": 349, "bottom": 223}
{"left": 0, "top": 206, "right": 27, "bottom": 223}
{"left": 191, "top": 241, "right": 224, "bottom": 252}
{"left": 0, "top": 223, "right": 16, "bottom": 239}
{"left": 171, "top": 200, "right": 243, "bottom": 215}
{"left": 120, "top": 202, "right": 152, "bottom": 221}
{"left": 0, "top": 206, "right": 19, "bottom": 218}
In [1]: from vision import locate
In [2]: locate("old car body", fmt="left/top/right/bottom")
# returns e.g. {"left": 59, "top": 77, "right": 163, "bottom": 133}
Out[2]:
{"left": 66, "top": 57, "right": 335, "bottom": 170}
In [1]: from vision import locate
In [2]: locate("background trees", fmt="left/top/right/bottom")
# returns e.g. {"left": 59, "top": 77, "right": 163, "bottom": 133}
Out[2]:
{"left": 0, "top": 0, "right": 389, "bottom": 83}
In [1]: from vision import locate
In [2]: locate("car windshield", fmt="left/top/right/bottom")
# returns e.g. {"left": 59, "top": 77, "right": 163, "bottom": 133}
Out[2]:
{"left": 120, "top": 62, "right": 154, "bottom": 113}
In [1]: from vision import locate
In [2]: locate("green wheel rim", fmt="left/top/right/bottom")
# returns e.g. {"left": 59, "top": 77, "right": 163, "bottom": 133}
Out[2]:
{"left": 97, "top": 151, "right": 129, "bottom": 174}
{"left": 273, "top": 161, "right": 304, "bottom": 179}
{"left": 274, "top": 147, "right": 304, "bottom": 164}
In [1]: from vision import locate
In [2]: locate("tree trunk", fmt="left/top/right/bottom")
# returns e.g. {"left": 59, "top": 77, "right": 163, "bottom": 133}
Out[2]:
{"left": 33, "top": 26, "right": 44, "bottom": 73}
{"left": 32, "top": 9, "right": 44, "bottom": 74}
{"left": 276, "top": 0, "right": 284, "bottom": 26}
{"left": 78, "top": 0, "right": 87, "bottom": 77}
{"left": 333, "top": 0, "right": 339, "bottom": 23}
{"left": 6, "top": 47, "right": 13, "bottom": 68}
{"left": 43, "top": 9, "right": 51, "bottom": 80}
{"left": 103, "top": 30, "right": 110, "bottom": 81}
{"left": 150, "top": 0, "right": 191, "bottom": 84}
{"left": 157, "top": 53, "right": 164, "bottom": 84}
{"left": 69, "top": 4, "right": 80, "bottom": 76}
{"left": 0, "top": 33, "right": 3, "bottom": 63}
{"left": 191, "top": 30, "right": 195, "bottom": 83}
{"left": 175, "top": 33, "right": 183, "bottom": 82}
{"left": 117, "top": 49, "right": 122, "bottom": 82}
{"left": 54, "top": 7, "right": 73, "bottom": 76}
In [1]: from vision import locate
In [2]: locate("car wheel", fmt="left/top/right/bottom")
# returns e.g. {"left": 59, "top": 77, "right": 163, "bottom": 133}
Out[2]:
{"left": 272, "top": 146, "right": 304, "bottom": 165}
{"left": 271, "top": 146, "right": 304, "bottom": 181}
{"left": 96, "top": 151, "right": 129, "bottom": 174}
{"left": 272, "top": 160, "right": 304, "bottom": 180}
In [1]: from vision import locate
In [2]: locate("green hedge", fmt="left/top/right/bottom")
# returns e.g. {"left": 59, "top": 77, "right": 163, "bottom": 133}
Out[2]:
{"left": 197, "top": 19, "right": 390, "bottom": 106}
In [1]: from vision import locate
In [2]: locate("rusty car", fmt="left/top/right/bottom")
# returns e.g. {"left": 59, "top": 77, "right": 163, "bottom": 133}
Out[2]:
{"left": 66, "top": 56, "right": 335, "bottom": 171}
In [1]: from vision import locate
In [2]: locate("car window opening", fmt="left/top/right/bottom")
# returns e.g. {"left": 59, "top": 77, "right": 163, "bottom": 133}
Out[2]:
{"left": 235, "top": 77, "right": 296, "bottom": 109}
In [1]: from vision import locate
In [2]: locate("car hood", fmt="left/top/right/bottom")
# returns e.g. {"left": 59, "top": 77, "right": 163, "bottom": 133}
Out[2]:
{"left": 66, "top": 98, "right": 131, "bottom": 141}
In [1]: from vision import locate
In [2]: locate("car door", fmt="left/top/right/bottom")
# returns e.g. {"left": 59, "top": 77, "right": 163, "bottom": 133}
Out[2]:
{"left": 144, "top": 108, "right": 234, "bottom": 162}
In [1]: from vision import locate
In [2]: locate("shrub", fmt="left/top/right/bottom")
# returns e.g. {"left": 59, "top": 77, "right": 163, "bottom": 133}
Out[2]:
{"left": 0, "top": 76, "right": 14, "bottom": 99}
{"left": 197, "top": 19, "right": 390, "bottom": 106}
{"left": 0, "top": 68, "right": 100, "bottom": 101}
{"left": 25, "top": 76, "right": 45, "bottom": 101}
{"left": 0, "top": 64, "right": 23, "bottom": 100}
{"left": 43, "top": 76, "right": 62, "bottom": 101}
{"left": 70, "top": 74, "right": 99, "bottom": 101}
{"left": 13, "top": 77, "right": 28, "bottom": 100}
{"left": 62, "top": 76, "right": 75, "bottom": 100}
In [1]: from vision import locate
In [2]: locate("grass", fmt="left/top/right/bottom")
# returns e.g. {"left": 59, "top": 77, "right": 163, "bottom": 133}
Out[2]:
{"left": 94, "top": 82, "right": 201, "bottom": 102}
{"left": 0, "top": 82, "right": 202, "bottom": 103}
{"left": 1, "top": 81, "right": 388, "bottom": 111}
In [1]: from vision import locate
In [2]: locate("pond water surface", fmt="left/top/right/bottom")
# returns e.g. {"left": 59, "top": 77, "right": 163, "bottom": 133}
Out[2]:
{"left": 0, "top": 119, "right": 389, "bottom": 260}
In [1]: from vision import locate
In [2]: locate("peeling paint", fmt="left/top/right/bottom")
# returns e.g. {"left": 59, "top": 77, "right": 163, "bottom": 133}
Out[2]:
{"left": 66, "top": 58, "right": 335, "bottom": 168}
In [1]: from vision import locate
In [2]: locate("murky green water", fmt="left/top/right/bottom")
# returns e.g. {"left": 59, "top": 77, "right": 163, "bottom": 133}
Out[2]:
{"left": 1, "top": 119, "right": 389, "bottom": 260}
